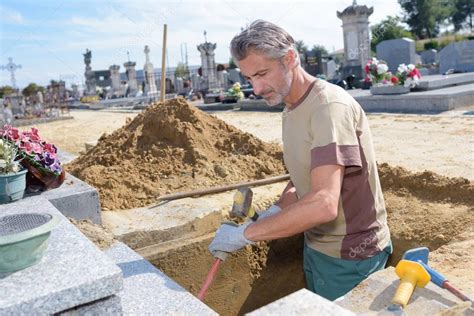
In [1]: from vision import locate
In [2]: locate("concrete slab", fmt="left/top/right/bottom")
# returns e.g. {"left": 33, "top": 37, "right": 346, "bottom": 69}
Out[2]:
{"left": 248, "top": 288, "right": 355, "bottom": 316}
{"left": 105, "top": 242, "right": 217, "bottom": 315}
{"left": 101, "top": 182, "right": 285, "bottom": 250}
{"left": 349, "top": 84, "right": 474, "bottom": 113}
{"left": 0, "top": 197, "right": 122, "bottom": 314}
{"left": 414, "top": 73, "right": 474, "bottom": 91}
{"left": 336, "top": 266, "right": 466, "bottom": 315}
{"left": 25, "top": 173, "right": 102, "bottom": 224}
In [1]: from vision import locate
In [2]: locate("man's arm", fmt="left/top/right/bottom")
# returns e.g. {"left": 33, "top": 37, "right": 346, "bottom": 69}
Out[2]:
{"left": 244, "top": 164, "right": 344, "bottom": 241}
{"left": 276, "top": 180, "right": 297, "bottom": 209}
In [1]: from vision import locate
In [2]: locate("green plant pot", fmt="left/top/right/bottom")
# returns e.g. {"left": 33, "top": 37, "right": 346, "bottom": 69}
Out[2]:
{"left": 0, "top": 213, "right": 61, "bottom": 273}
{"left": 0, "top": 169, "right": 28, "bottom": 204}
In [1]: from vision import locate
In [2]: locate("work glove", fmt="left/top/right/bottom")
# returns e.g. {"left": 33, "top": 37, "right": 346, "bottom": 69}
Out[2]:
{"left": 208, "top": 221, "right": 254, "bottom": 260}
{"left": 256, "top": 204, "right": 281, "bottom": 219}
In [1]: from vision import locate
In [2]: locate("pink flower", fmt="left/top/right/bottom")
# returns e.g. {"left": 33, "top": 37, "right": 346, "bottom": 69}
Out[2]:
{"left": 31, "top": 142, "right": 43, "bottom": 154}
{"left": 19, "top": 142, "right": 33, "bottom": 155}
{"left": 43, "top": 143, "right": 57, "bottom": 155}
{"left": 1, "top": 124, "right": 20, "bottom": 141}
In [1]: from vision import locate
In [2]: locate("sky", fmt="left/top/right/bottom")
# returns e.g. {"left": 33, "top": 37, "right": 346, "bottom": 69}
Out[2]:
{"left": 0, "top": 0, "right": 402, "bottom": 89}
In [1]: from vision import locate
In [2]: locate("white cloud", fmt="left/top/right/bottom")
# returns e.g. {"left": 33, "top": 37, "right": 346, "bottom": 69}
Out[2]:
{"left": 0, "top": 5, "right": 25, "bottom": 24}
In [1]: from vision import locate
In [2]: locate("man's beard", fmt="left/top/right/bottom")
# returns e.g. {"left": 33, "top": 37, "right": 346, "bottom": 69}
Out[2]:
{"left": 262, "top": 65, "right": 292, "bottom": 106}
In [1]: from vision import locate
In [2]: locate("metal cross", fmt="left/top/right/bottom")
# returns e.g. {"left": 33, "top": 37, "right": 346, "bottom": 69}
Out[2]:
{"left": 204, "top": 30, "right": 207, "bottom": 43}
{"left": 1, "top": 57, "right": 22, "bottom": 88}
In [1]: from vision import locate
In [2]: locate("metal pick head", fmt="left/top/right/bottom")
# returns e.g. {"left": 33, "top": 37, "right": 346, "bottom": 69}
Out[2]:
{"left": 231, "top": 187, "right": 253, "bottom": 218}
{"left": 402, "top": 247, "right": 429, "bottom": 264}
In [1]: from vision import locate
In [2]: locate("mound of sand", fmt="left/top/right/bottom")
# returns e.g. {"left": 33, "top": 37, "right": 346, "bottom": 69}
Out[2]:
{"left": 66, "top": 98, "right": 286, "bottom": 210}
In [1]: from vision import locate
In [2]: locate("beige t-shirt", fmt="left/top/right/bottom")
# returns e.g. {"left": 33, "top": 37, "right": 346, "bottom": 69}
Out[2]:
{"left": 282, "top": 79, "right": 390, "bottom": 260}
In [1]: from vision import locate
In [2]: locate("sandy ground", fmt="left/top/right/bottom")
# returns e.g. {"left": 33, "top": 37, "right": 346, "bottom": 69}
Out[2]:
{"left": 21, "top": 108, "right": 473, "bottom": 180}
{"left": 21, "top": 106, "right": 474, "bottom": 310}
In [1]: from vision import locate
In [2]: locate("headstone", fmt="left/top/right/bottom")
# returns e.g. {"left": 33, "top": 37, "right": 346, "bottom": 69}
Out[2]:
{"left": 228, "top": 68, "right": 243, "bottom": 84}
{"left": 304, "top": 50, "right": 322, "bottom": 76}
{"left": 376, "top": 38, "right": 417, "bottom": 73}
{"left": 175, "top": 77, "right": 185, "bottom": 94}
{"left": 109, "top": 64, "right": 121, "bottom": 96}
{"left": 337, "top": 1, "right": 373, "bottom": 79}
{"left": 197, "top": 34, "right": 218, "bottom": 90}
{"left": 143, "top": 45, "right": 158, "bottom": 97}
{"left": 123, "top": 61, "right": 138, "bottom": 97}
{"left": 326, "top": 60, "right": 337, "bottom": 79}
{"left": 217, "top": 70, "right": 228, "bottom": 89}
{"left": 420, "top": 49, "right": 438, "bottom": 65}
{"left": 439, "top": 40, "right": 474, "bottom": 74}
{"left": 83, "top": 49, "right": 96, "bottom": 96}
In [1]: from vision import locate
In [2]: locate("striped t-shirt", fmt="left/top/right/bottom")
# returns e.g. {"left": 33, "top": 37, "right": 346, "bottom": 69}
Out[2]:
{"left": 282, "top": 79, "right": 391, "bottom": 260}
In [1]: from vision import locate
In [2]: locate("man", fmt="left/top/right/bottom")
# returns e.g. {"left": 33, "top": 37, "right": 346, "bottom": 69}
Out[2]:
{"left": 209, "top": 20, "right": 391, "bottom": 301}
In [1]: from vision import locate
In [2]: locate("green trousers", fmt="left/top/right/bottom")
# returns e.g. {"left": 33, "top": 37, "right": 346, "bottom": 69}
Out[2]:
{"left": 303, "top": 242, "right": 392, "bottom": 301}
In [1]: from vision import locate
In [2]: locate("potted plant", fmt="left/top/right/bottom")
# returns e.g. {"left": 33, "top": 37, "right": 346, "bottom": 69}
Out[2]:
{"left": 1, "top": 125, "right": 65, "bottom": 192}
{"left": 0, "top": 138, "right": 27, "bottom": 203}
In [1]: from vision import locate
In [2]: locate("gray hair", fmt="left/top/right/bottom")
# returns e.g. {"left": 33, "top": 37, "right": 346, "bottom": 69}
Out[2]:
{"left": 230, "top": 20, "right": 298, "bottom": 64}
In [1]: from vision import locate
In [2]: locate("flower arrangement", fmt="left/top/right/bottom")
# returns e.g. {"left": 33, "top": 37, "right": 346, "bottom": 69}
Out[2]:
{"left": 396, "top": 63, "right": 422, "bottom": 88}
{"left": 365, "top": 58, "right": 422, "bottom": 88}
{"left": 365, "top": 58, "right": 392, "bottom": 85}
{"left": 0, "top": 138, "right": 22, "bottom": 174}
{"left": 226, "top": 82, "right": 245, "bottom": 100}
{"left": 0, "top": 125, "right": 63, "bottom": 176}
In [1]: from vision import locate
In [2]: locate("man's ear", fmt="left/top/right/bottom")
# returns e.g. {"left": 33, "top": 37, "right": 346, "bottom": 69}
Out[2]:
{"left": 283, "top": 49, "right": 298, "bottom": 69}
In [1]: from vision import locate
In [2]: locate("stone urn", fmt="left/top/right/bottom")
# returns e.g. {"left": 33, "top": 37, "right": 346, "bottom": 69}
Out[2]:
{"left": 370, "top": 85, "right": 410, "bottom": 95}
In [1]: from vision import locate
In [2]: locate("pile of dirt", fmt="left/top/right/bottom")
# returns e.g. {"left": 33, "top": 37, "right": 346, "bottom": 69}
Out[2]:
{"left": 377, "top": 163, "right": 474, "bottom": 265}
{"left": 66, "top": 98, "right": 286, "bottom": 210}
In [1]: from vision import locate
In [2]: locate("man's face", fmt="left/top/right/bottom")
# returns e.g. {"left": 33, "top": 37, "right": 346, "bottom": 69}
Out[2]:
{"left": 238, "top": 51, "right": 293, "bottom": 106}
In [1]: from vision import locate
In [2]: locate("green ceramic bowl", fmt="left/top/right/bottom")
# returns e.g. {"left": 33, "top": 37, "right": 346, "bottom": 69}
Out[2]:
{"left": 0, "top": 213, "right": 61, "bottom": 273}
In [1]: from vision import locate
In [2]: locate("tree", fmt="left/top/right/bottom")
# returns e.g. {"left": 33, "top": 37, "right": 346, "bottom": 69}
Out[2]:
{"left": 452, "top": 0, "right": 473, "bottom": 32}
{"left": 398, "top": 0, "right": 452, "bottom": 39}
{"left": 174, "top": 62, "right": 189, "bottom": 78}
{"left": 295, "top": 40, "right": 308, "bottom": 54}
{"left": 370, "top": 16, "right": 414, "bottom": 50}
{"left": 229, "top": 57, "right": 238, "bottom": 69}
{"left": 22, "top": 83, "right": 45, "bottom": 97}
{"left": 0, "top": 86, "right": 14, "bottom": 98}
{"left": 311, "top": 45, "right": 329, "bottom": 56}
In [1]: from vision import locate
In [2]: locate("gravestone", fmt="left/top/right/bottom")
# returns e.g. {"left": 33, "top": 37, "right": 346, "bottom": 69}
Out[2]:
{"left": 420, "top": 49, "right": 438, "bottom": 64}
{"left": 228, "top": 68, "right": 243, "bottom": 84}
{"left": 337, "top": 1, "right": 373, "bottom": 79}
{"left": 376, "top": 38, "right": 416, "bottom": 73}
{"left": 304, "top": 49, "right": 322, "bottom": 76}
{"left": 439, "top": 40, "right": 474, "bottom": 74}
{"left": 197, "top": 39, "right": 218, "bottom": 89}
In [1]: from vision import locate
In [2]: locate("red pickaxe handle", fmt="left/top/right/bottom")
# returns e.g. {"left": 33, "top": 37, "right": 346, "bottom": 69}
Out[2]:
{"left": 197, "top": 258, "right": 223, "bottom": 301}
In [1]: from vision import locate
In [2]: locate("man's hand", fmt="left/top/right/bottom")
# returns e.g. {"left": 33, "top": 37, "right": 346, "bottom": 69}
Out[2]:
{"left": 208, "top": 221, "right": 253, "bottom": 259}
{"left": 276, "top": 184, "right": 298, "bottom": 209}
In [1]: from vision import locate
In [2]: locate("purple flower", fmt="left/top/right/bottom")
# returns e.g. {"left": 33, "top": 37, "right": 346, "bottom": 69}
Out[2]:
{"left": 43, "top": 152, "right": 55, "bottom": 166}
{"left": 49, "top": 161, "right": 62, "bottom": 173}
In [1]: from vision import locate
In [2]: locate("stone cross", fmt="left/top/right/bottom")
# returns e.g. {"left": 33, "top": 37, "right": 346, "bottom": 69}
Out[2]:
{"left": 144, "top": 45, "right": 151, "bottom": 63}
{"left": 1, "top": 57, "right": 22, "bottom": 88}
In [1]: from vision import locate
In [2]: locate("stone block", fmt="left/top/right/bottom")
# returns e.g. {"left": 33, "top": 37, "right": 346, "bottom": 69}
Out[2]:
{"left": 0, "top": 197, "right": 122, "bottom": 314}
{"left": 105, "top": 242, "right": 217, "bottom": 315}
{"left": 248, "top": 288, "right": 355, "bottom": 315}
{"left": 25, "top": 173, "right": 102, "bottom": 224}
